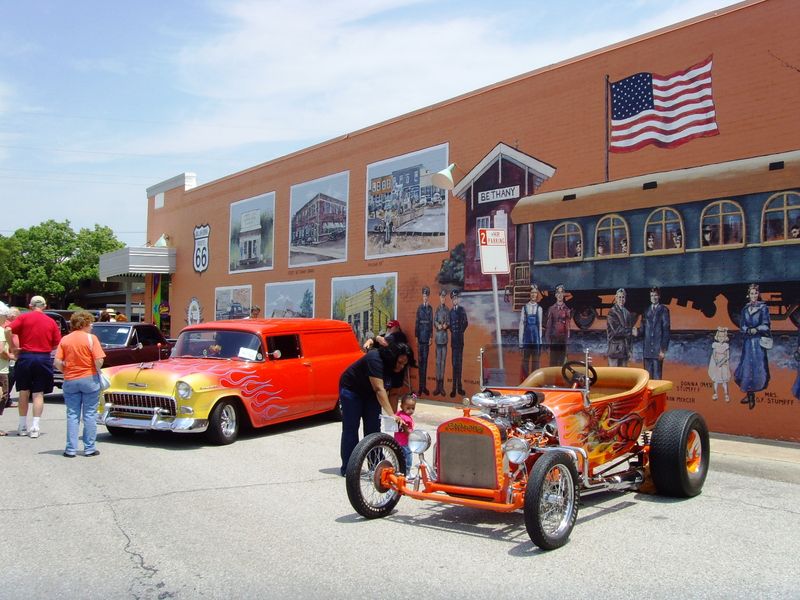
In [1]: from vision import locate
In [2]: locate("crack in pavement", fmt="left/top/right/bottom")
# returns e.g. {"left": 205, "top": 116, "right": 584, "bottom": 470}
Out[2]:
{"left": 0, "top": 474, "right": 337, "bottom": 513}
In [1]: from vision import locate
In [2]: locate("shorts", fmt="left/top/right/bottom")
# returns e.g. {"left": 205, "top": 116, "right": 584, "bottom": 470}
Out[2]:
{"left": 14, "top": 353, "right": 54, "bottom": 394}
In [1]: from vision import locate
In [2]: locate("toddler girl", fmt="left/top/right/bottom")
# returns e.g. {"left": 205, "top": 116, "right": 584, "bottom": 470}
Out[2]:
{"left": 395, "top": 393, "right": 416, "bottom": 474}
{"left": 708, "top": 327, "right": 730, "bottom": 402}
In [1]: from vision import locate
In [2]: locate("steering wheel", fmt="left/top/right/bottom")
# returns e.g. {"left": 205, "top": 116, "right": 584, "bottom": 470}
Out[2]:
{"left": 561, "top": 360, "right": 598, "bottom": 388}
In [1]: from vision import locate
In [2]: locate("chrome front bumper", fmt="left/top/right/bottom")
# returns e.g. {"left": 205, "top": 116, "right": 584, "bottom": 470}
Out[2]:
{"left": 99, "top": 404, "right": 208, "bottom": 433}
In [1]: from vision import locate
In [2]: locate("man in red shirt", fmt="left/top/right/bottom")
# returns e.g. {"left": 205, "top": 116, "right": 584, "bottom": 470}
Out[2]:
{"left": 4, "top": 295, "right": 61, "bottom": 438}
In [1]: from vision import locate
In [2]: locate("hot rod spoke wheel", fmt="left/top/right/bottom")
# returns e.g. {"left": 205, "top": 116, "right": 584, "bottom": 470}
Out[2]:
{"left": 524, "top": 451, "right": 579, "bottom": 551}
{"left": 650, "top": 409, "right": 710, "bottom": 497}
{"left": 346, "top": 433, "right": 406, "bottom": 519}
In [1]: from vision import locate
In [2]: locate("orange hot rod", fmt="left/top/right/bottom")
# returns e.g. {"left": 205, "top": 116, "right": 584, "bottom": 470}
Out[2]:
{"left": 345, "top": 348, "right": 709, "bottom": 550}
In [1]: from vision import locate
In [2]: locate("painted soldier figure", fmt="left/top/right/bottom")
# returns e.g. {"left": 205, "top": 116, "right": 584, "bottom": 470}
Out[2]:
{"left": 639, "top": 286, "right": 670, "bottom": 378}
{"left": 448, "top": 289, "right": 468, "bottom": 397}
{"left": 415, "top": 286, "right": 433, "bottom": 395}
{"left": 606, "top": 288, "right": 635, "bottom": 367}
{"left": 518, "top": 284, "right": 543, "bottom": 379}
{"left": 544, "top": 284, "right": 571, "bottom": 367}
{"left": 433, "top": 289, "right": 450, "bottom": 396}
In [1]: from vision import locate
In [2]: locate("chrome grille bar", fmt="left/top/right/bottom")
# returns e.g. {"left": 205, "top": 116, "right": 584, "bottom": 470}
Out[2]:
{"left": 105, "top": 392, "right": 177, "bottom": 417}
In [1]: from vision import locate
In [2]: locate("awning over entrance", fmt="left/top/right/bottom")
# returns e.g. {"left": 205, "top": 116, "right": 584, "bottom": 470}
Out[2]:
{"left": 511, "top": 149, "right": 800, "bottom": 224}
{"left": 99, "top": 247, "right": 176, "bottom": 282}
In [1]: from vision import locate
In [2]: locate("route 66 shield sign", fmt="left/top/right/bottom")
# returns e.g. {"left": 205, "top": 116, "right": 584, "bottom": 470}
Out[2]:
{"left": 193, "top": 225, "right": 210, "bottom": 273}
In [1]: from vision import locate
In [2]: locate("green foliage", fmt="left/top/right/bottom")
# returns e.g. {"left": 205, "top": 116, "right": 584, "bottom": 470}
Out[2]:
{"left": 6, "top": 220, "right": 123, "bottom": 306}
{"left": 437, "top": 243, "right": 465, "bottom": 287}
{"left": 300, "top": 289, "right": 313, "bottom": 318}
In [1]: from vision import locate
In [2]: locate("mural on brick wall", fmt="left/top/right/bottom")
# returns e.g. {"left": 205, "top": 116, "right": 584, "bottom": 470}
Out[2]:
{"left": 365, "top": 144, "right": 449, "bottom": 260}
{"left": 215, "top": 285, "right": 252, "bottom": 321}
{"left": 265, "top": 279, "right": 315, "bottom": 318}
{"left": 437, "top": 136, "right": 800, "bottom": 439}
{"left": 331, "top": 273, "right": 397, "bottom": 345}
{"left": 229, "top": 192, "right": 275, "bottom": 273}
{"left": 289, "top": 172, "right": 349, "bottom": 268}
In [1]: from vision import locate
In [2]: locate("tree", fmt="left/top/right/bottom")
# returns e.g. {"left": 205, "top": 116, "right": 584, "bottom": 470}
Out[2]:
{"left": 0, "top": 235, "right": 21, "bottom": 296}
{"left": 437, "top": 243, "right": 465, "bottom": 287}
{"left": 9, "top": 220, "right": 123, "bottom": 307}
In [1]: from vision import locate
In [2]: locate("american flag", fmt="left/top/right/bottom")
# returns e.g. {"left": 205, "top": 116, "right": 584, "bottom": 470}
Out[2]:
{"left": 609, "top": 56, "right": 719, "bottom": 152}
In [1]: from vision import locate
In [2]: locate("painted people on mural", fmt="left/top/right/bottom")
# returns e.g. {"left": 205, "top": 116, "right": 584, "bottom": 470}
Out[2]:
{"left": 638, "top": 286, "right": 670, "bottom": 379}
{"left": 518, "top": 284, "right": 543, "bottom": 380}
{"left": 544, "top": 284, "right": 571, "bottom": 367}
{"left": 414, "top": 286, "right": 433, "bottom": 396}
{"left": 734, "top": 283, "right": 771, "bottom": 410}
{"left": 708, "top": 327, "right": 731, "bottom": 402}
{"left": 433, "top": 289, "right": 450, "bottom": 397}
{"left": 448, "top": 289, "right": 468, "bottom": 397}
{"left": 606, "top": 288, "right": 635, "bottom": 367}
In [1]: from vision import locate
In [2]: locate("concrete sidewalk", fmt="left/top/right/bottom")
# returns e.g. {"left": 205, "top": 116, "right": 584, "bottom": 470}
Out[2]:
{"left": 413, "top": 399, "right": 800, "bottom": 484}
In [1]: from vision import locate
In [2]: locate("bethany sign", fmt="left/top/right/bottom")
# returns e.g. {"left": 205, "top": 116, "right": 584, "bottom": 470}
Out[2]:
{"left": 477, "top": 185, "right": 520, "bottom": 204}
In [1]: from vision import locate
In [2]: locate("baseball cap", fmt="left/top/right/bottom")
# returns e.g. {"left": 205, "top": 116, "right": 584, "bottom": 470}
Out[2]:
{"left": 29, "top": 295, "right": 46, "bottom": 308}
{"left": 387, "top": 319, "right": 401, "bottom": 329}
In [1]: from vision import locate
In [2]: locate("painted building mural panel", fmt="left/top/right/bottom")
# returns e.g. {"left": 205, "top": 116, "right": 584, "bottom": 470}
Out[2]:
{"left": 365, "top": 144, "right": 449, "bottom": 260}
{"left": 289, "top": 172, "right": 349, "bottom": 268}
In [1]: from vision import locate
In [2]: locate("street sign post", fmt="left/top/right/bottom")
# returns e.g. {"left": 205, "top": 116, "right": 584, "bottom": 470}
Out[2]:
{"left": 478, "top": 228, "right": 509, "bottom": 371}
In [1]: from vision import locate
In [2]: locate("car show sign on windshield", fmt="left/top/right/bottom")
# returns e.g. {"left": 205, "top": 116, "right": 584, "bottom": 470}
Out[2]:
{"left": 478, "top": 228, "right": 510, "bottom": 275}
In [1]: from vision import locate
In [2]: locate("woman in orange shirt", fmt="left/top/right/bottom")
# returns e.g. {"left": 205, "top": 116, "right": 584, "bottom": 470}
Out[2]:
{"left": 54, "top": 311, "right": 106, "bottom": 457}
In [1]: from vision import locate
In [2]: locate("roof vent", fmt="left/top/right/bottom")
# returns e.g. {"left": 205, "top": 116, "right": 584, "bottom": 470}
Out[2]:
{"left": 769, "top": 161, "right": 784, "bottom": 171}
{"left": 642, "top": 181, "right": 657, "bottom": 190}
{"left": 562, "top": 193, "right": 577, "bottom": 201}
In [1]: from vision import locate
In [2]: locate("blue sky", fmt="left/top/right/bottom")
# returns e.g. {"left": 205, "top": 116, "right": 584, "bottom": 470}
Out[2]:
{"left": 0, "top": 0, "right": 738, "bottom": 246}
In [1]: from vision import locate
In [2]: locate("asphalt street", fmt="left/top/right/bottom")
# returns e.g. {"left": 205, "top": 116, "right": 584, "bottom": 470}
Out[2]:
{"left": 0, "top": 396, "right": 798, "bottom": 599}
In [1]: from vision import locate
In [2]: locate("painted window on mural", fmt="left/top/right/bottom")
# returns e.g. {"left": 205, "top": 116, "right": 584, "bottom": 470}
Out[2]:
{"left": 595, "top": 214, "right": 629, "bottom": 257}
{"left": 475, "top": 216, "right": 490, "bottom": 259}
{"left": 700, "top": 200, "right": 745, "bottom": 247}
{"left": 550, "top": 222, "right": 582, "bottom": 261}
{"left": 762, "top": 191, "right": 800, "bottom": 243}
{"left": 645, "top": 207, "right": 683, "bottom": 252}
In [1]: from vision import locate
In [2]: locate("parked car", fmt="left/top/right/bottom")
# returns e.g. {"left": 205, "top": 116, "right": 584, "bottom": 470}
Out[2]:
{"left": 91, "top": 322, "right": 172, "bottom": 367}
{"left": 98, "top": 318, "right": 364, "bottom": 445}
{"left": 44, "top": 310, "right": 70, "bottom": 389}
{"left": 345, "top": 347, "right": 710, "bottom": 551}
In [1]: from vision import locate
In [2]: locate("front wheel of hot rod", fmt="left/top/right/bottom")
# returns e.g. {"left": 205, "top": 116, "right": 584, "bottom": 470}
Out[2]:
{"left": 346, "top": 433, "right": 405, "bottom": 519}
{"left": 649, "top": 410, "right": 709, "bottom": 497}
{"left": 524, "top": 451, "right": 579, "bottom": 551}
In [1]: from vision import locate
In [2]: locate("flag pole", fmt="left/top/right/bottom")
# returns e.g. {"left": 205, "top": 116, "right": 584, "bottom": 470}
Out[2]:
{"left": 604, "top": 74, "right": 610, "bottom": 182}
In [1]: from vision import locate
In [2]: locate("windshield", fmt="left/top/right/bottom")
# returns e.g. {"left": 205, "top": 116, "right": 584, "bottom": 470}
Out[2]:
{"left": 172, "top": 329, "right": 264, "bottom": 361}
{"left": 480, "top": 344, "right": 592, "bottom": 389}
{"left": 92, "top": 325, "right": 132, "bottom": 347}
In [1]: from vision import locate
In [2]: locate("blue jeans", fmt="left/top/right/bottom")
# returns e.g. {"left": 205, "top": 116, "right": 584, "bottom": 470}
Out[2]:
{"left": 340, "top": 387, "right": 381, "bottom": 475}
{"left": 401, "top": 445, "right": 413, "bottom": 475}
{"left": 63, "top": 375, "right": 101, "bottom": 455}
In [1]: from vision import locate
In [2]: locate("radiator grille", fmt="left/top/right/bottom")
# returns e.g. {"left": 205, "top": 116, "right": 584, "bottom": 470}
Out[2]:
{"left": 105, "top": 392, "right": 177, "bottom": 417}
{"left": 437, "top": 420, "right": 499, "bottom": 489}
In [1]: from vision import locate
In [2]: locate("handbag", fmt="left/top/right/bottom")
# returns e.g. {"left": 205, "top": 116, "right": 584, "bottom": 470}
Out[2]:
{"left": 88, "top": 334, "right": 111, "bottom": 390}
{"left": 759, "top": 336, "right": 773, "bottom": 350}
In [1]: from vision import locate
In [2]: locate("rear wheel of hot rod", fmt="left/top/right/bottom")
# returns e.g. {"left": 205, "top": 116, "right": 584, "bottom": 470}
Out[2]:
{"left": 524, "top": 451, "right": 579, "bottom": 551}
{"left": 650, "top": 410, "right": 709, "bottom": 497}
{"left": 346, "top": 433, "right": 406, "bottom": 519}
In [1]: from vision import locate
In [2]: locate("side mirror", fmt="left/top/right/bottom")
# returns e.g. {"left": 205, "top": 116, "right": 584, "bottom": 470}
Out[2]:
{"left": 269, "top": 349, "right": 282, "bottom": 360}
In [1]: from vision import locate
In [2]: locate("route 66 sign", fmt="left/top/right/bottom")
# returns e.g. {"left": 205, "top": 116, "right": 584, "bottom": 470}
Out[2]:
{"left": 193, "top": 225, "right": 210, "bottom": 273}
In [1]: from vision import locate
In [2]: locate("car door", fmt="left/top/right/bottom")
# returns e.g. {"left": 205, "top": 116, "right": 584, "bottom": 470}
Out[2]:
{"left": 265, "top": 333, "right": 313, "bottom": 417}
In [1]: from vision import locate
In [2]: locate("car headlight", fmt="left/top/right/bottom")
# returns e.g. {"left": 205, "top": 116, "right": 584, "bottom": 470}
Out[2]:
{"left": 503, "top": 437, "right": 530, "bottom": 464}
{"left": 408, "top": 429, "right": 431, "bottom": 454}
{"left": 176, "top": 381, "right": 193, "bottom": 400}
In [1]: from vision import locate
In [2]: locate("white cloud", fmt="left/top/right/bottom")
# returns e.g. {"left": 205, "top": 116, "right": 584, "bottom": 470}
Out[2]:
{"left": 110, "top": 0, "right": 740, "bottom": 158}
